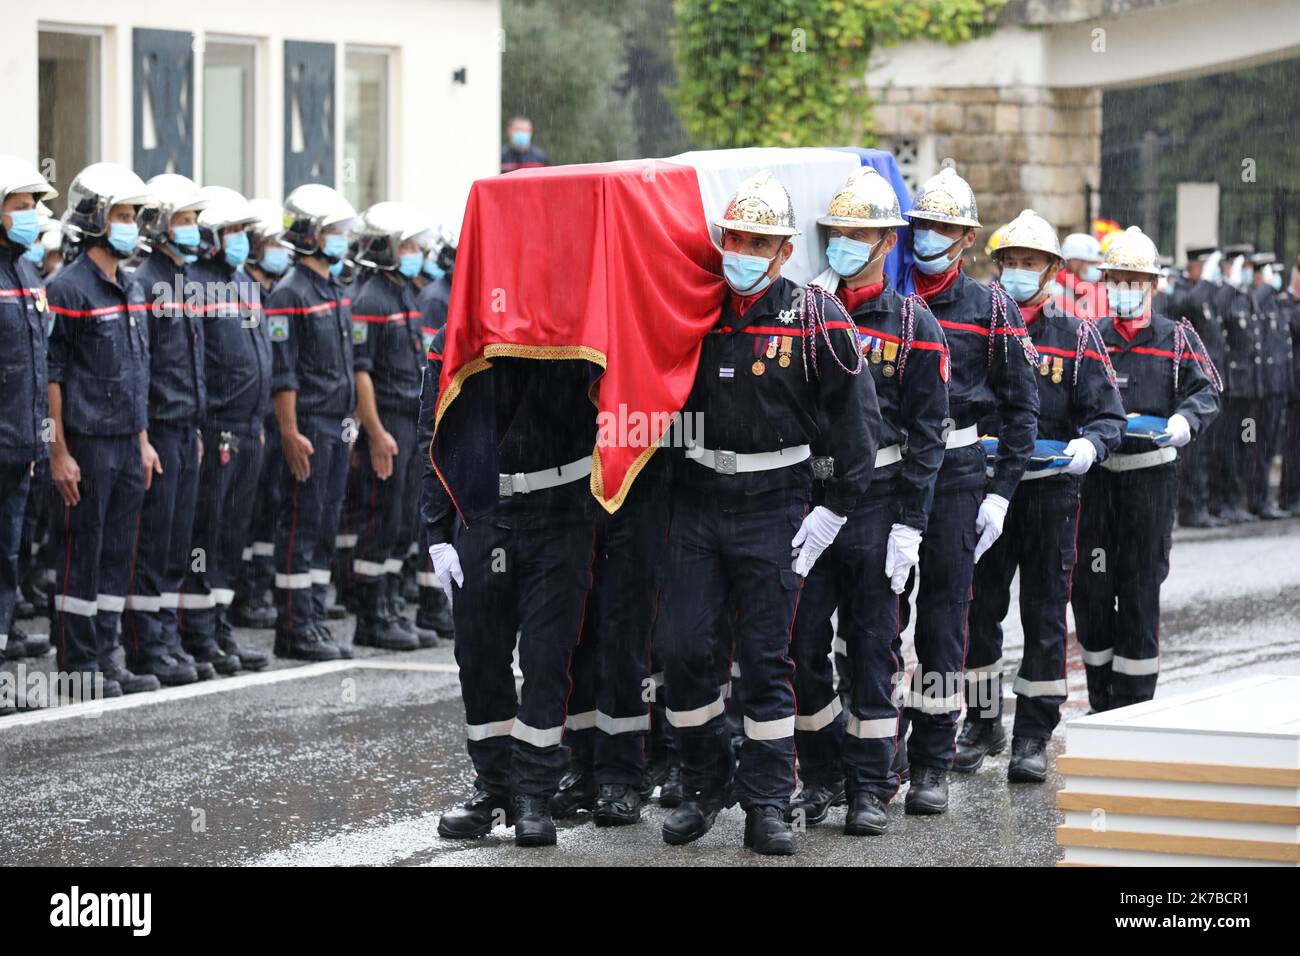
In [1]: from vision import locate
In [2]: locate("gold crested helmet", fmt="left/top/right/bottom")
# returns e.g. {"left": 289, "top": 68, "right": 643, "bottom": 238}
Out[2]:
{"left": 1099, "top": 225, "right": 1161, "bottom": 276}
{"left": 715, "top": 169, "right": 800, "bottom": 237}
{"left": 904, "top": 166, "right": 980, "bottom": 228}
{"left": 817, "top": 167, "right": 907, "bottom": 229}
{"left": 995, "top": 209, "right": 1062, "bottom": 261}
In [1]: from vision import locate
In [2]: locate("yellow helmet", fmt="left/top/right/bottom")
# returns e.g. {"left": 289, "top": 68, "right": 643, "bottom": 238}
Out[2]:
{"left": 984, "top": 224, "right": 1008, "bottom": 258}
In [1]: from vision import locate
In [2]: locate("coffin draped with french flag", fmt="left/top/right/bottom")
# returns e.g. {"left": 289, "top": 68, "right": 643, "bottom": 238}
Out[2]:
{"left": 432, "top": 146, "right": 912, "bottom": 517}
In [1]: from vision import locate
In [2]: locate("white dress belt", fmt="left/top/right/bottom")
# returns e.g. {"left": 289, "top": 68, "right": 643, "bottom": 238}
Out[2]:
{"left": 499, "top": 456, "right": 592, "bottom": 496}
{"left": 1099, "top": 446, "right": 1177, "bottom": 473}
{"left": 945, "top": 424, "right": 980, "bottom": 449}
{"left": 687, "top": 444, "right": 811, "bottom": 475}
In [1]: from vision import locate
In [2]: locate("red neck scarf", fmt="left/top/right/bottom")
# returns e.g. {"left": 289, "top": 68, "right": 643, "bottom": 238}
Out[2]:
{"left": 1113, "top": 311, "right": 1150, "bottom": 342}
{"left": 729, "top": 286, "right": 767, "bottom": 318}
{"left": 913, "top": 265, "right": 961, "bottom": 301}
{"left": 1019, "top": 300, "right": 1046, "bottom": 325}
{"left": 836, "top": 280, "right": 884, "bottom": 314}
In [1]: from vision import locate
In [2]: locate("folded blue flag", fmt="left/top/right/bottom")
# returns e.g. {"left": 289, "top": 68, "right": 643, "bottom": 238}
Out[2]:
{"left": 1126, "top": 415, "right": 1170, "bottom": 440}
{"left": 1033, "top": 439, "right": 1071, "bottom": 469}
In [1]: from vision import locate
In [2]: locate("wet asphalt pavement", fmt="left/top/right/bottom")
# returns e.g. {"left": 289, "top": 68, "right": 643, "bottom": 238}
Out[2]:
{"left": 2, "top": 516, "right": 1298, "bottom": 867}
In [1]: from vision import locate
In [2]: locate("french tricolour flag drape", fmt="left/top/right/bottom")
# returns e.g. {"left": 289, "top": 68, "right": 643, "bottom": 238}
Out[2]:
{"left": 432, "top": 147, "right": 912, "bottom": 517}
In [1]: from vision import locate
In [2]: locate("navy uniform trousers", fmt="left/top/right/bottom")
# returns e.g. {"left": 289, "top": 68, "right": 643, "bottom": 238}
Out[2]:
{"left": 655, "top": 488, "right": 807, "bottom": 811}
{"left": 965, "top": 475, "right": 1078, "bottom": 739}
{"left": 181, "top": 426, "right": 264, "bottom": 646}
{"left": 123, "top": 424, "right": 202, "bottom": 667}
{"left": 1071, "top": 462, "right": 1175, "bottom": 711}
{"left": 273, "top": 414, "right": 350, "bottom": 633}
{"left": 51, "top": 435, "right": 144, "bottom": 673}
{"left": 0, "top": 465, "right": 32, "bottom": 655}
{"left": 237, "top": 416, "right": 280, "bottom": 604}
{"left": 563, "top": 490, "right": 666, "bottom": 788}
{"left": 791, "top": 484, "right": 903, "bottom": 803}
{"left": 349, "top": 411, "right": 418, "bottom": 609}
{"left": 452, "top": 483, "right": 596, "bottom": 798}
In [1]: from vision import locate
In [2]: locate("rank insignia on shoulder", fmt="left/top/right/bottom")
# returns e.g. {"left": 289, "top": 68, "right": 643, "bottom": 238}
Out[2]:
{"left": 268, "top": 315, "right": 289, "bottom": 342}
{"left": 352, "top": 321, "right": 368, "bottom": 344}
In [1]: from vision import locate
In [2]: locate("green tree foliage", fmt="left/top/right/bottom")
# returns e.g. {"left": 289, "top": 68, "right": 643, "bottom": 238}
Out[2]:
{"left": 672, "top": 0, "right": 1004, "bottom": 148}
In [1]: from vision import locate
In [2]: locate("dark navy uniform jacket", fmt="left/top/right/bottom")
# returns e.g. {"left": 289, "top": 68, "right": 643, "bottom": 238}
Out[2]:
{"left": 416, "top": 275, "right": 451, "bottom": 336}
{"left": 921, "top": 270, "right": 1039, "bottom": 499}
{"left": 47, "top": 252, "right": 150, "bottom": 437}
{"left": 812, "top": 282, "right": 947, "bottom": 532}
{"left": 0, "top": 244, "right": 49, "bottom": 463}
{"left": 351, "top": 271, "right": 425, "bottom": 416}
{"left": 266, "top": 263, "right": 356, "bottom": 419}
{"left": 500, "top": 145, "right": 550, "bottom": 173}
{"left": 1252, "top": 284, "right": 1292, "bottom": 397}
{"left": 1170, "top": 277, "right": 1226, "bottom": 371}
{"left": 128, "top": 250, "right": 206, "bottom": 428}
{"left": 1280, "top": 288, "right": 1300, "bottom": 402}
{"left": 1215, "top": 282, "right": 1262, "bottom": 399}
{"left": 418, "top": 326, "right": 598, "bottom": 544}
{"left": 1096, "top": 312, "right": 1221, "bottom": 454}
{"left": 189, "top": 256, "right": 271, "bottom": 434}
{"left": 673, "top": 276, "right": 881, "bottom": 517}
{"left": 983, "top": 296, "right": 1124, "bottom": 476}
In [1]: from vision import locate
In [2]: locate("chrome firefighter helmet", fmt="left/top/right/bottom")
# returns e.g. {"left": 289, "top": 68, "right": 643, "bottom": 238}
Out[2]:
{"left": 63, "top": 162, "right": 156, "bottom": 240}
{"left": 993, "top": 209, "right": 1062, "bottom": 262}
{"left": 282, "top": 183, "right": 359, "bottom": 256}
{"left": 715, "top": 170, "right": 800, "bottom": 237}
{"left": 817, "top": 167, "right": 907, "bottom": 229}
{"left": 1099, "top": 225, "right": 1161, "bottom": 276}
{"left": 354, "top": 201, "right": 434, "bottom": 271}
{"left": 197, "top": 186, "right": 258, "bottom": 254}
{"left": 904, "top": 166, "right": 980, "bottom": 228}
{"left": 0, "top": 154, "right": 58, "bottom": 204}
{"left": 140, "top": 173, "right": 208, "bottom": 247}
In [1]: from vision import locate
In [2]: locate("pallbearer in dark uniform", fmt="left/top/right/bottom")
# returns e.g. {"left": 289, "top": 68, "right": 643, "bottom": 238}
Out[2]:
{"left": 899, "top": 168, "right": 1040, "bottom": 815}
{"left": 423, "top": 331, "right": 601, "bottom": 848}
{"left": 121, "top": 174, "right": 210, "bottom": 685}
{"left": 957, "top": 211, "right": 1125, "bottom": 782}
{"left": 1278, "top": 258, "right": 1300, "bottom": 514}
{"left": 266, "top": 184, "right": 360, "bottom": 661}
{"left": 1072, "top": 227, "right": 1221, "bottom": 712}
{"left": 1214, "top": 244, "right": 1262, "bottom": 524}
{"left": 1248, "top": 253, "right": 1289, "bottom": 519}
{"left": 654, "top": 171, "right": 881, "bottom": 855}
{"left": 346, "top": 201, "right": 432, "bottom": 651}
{"left": 179, "top": 189, "right": 272, "bottom": 672}
{"left": 1169, "top": 247, "right": 1227, "bottom": 527}
{"left": 0, "top": 156, "right": 57, "bottom": 675}
{"left": 787, "top": 168, "right": 948, "bottom": 836}
{"left": 46, "top": 163, "right": 160, "bottom": 697}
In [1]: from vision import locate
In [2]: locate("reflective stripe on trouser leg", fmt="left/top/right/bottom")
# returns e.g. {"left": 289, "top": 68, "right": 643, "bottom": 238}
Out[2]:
{"left": 0, "top": 466, "right": 31, "bottom": 654}
{"left": 967, "top": 497, "right": 1017, "bottom": 722}
{"left": 274, "top": 416, "right": 346, "bottom": 632}
{"left": 1072, "top": 468, "right": 1119, "bottom": 712}
{"left": 790, "top": 540, "right": 845, "bottom": 788}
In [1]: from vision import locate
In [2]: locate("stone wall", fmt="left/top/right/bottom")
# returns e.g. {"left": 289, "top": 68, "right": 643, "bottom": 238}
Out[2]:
{"left": 864, "top": 84, "right": 1101, "bottom": 248}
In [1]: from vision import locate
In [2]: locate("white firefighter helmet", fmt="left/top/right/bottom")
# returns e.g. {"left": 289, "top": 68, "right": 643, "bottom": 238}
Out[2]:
{"left": 904, "top": 166, "right": 980, "bottom": 228}
{"left": 63, "top": 162, "right": 156, "bottom": 240}
{"left": 1061, "top": 232, "right": 1102, "bottom": 262}
{"left": 994, "top": 209, "right": 1062, "bottom": 262}
{"left": 354, "top": 201, "right": 434, "bottom": 270}
{"left": 817, "top": 167, "right": 907, "bottom": 229}
{"left": 282, "top": 183, "right": 359, "bottom": 256}
{"left": 245, "top": 198, "right": 288, "bottom": 243}
{"left": 141, "top": 173, "right": 208, "bottom": 245}
{"left": 715, "top": 170, "right": 800, "bottom": 237}
{"left": 1099, "top": 225, "right": 1161, "bottom": 276}
{"left": 197, "top": 187, "right": 258, "bottom": 254}
{"left": 0, "top": 154, "right": 58, "bottom": 204}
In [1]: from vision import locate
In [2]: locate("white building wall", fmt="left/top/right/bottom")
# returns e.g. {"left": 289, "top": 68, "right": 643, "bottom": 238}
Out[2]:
{"left": 2, "top": 0, "right": 502, "bottom": 229}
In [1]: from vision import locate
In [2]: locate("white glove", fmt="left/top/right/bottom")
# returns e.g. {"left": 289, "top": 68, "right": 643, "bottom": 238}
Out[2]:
{"left": 428, "top": 543, "right": 464, "bottom": 599}
{"left": 883, "top": 524, "right": 922, "bottom": 594}
{"left": 791, "top": 506, "right": 847, "bottom": 577}
{"left": 1156, "top": 413, "right": 1191, "bottom": 448}
{"left": 1061, "top": 437, "right": 1097, "bottom": 476}
{"left": 973, "top": 494, "right": 1009, "bottom": 564}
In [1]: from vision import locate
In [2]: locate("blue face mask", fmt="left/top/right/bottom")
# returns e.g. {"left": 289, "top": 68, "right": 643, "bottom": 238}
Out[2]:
{"left": 722, "top": 250, "right": 774, "bottom": 296}
{"left": 260, "top": 245, "right": 290, "bottom": 275}
{"left": 108, "top": 222, "right": 140, "bottom": 256}
{"left": 423, "top": 258, "right": 446, "bottom": 281}
{"left": 1107, "top": 284, "right": 1149, "bottom": 317}
{"left": 322, "top": 233, "right": 348, "bottom": 261}
{"left": 398, "top": 251, "right": 423, "bottom": 278}
{"left": 24, "top": 243, "right": 46, "bottom": 265}
{"left": 510, "top": 129, "right": 532, "bottom": 150}
{"left": 1000, "top": 266, "right": 1046, "bottom": 304}
{"left": 329, "top": 259, "right": 345, "bottom": 278}
{"left": 912, "top": 228, "right": 960, "bottom": 275}
{"left": 172, "top": 223, "right": 200, "bottom": 251}
{"left": 223, "top": 231, "right": 250, "bottom": 268}
{"left": 5, "top": 209, "right": 41, "bottom": 249}
{"left": 1270, "top": 272, "right": 1283, "bottom": 291}
{"left": 1083, "top": 265, "right": 1102, "bottom": 283}
{"left": 826, "top": 236, "right": 884, "bottom": 279}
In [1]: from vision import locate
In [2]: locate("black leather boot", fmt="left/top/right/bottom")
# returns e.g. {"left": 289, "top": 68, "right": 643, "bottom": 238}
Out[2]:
{"left": 662, "top": 789, "right": 726, "bottom": 845}
{"left": 904, "top": 765, "right": 949, "bottom": 815}
{"left": 437, "top": 789, "right": 511, "bottom": 839}
{"left": 786, "top": 780, "right": 845, "bottom": 826}
{"left": 1007, "top": 736, "right": 1049, "bottom": 783}
{"left": 843, "top": 792, "right": 888, "bottom": 836}
{"left": 512, "top": 793, "right": 557, "bottom": 847}
{"left": 549, "top": 768, "right": 597, "bottom": 818}
{"left": 953, "top": 718, "right": 1007, "bottom": 773}
{"left": 593, "top": 783, "right": 643, "bottom": 826}
{"left": 743, "top": 805, "right": 795, "bottom": 855}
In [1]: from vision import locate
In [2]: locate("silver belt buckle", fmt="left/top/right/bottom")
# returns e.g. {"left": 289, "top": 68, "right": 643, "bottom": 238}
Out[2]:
{"left": 714, "top": 450, "right": 738, "bottom": 475}
{"left": 498, "top": 474, "right": 514, "bottom": 497}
